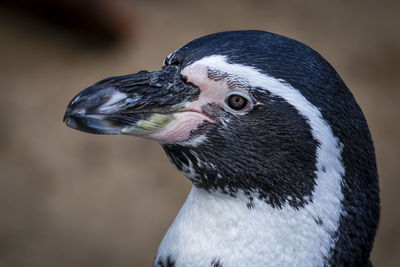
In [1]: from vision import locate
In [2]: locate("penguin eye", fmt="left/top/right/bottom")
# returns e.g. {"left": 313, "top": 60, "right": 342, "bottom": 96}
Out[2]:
{"left": 226, "top": 94, "right": 249, "bottom": 111}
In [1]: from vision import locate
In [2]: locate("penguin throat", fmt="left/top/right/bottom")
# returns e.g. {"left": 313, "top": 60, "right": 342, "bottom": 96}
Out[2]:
{"left": 162, "top": 143, "right": 318, "bottom": 209}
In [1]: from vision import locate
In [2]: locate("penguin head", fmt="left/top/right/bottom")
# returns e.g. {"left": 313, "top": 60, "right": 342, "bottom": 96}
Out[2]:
{"left": 64, "top": 31, "right": 376, "bottom": 207}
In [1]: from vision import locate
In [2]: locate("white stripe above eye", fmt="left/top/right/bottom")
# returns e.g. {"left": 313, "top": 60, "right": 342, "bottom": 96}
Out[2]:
{"left": 157, "top": 55, "right": 346, "bottom": 266}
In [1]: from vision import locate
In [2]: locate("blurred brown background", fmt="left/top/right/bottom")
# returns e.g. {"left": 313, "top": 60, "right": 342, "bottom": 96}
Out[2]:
{"left": 0, "top": 0, "right": 399, "bottom": 266}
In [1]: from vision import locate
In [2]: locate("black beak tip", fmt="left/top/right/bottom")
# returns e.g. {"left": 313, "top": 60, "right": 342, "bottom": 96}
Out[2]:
{"left": 63, "top": 110, "right": 70, "bottom": 124}
{"left": 63, "top": 111, "right": 79, "bottom": 130}
{"left": 63, "top": 113, "right": 103, "bottom": 134}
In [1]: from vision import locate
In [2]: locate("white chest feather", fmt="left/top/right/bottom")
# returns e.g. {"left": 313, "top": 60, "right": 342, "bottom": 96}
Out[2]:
{"left": 156, "top": 184, "right": 341, "bottom": 267}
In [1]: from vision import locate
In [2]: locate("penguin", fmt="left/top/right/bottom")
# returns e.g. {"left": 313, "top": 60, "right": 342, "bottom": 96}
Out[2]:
{"left": 64, "top": 30, "right": 380, "bottom": 266}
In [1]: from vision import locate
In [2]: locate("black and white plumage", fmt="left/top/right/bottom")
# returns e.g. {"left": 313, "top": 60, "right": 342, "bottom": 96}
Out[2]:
{"left": 64, "top": 30, "right": 379, "bottom": 266}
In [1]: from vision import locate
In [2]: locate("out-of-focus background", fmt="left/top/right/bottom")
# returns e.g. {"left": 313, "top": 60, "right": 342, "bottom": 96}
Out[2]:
{"left": 0, "top": 0, "right": 399, "bottom": 266}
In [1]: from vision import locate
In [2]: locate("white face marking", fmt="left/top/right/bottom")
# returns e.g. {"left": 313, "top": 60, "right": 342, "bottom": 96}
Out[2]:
{"left": 157, "top": 55, "right": 345, "bottom": 266}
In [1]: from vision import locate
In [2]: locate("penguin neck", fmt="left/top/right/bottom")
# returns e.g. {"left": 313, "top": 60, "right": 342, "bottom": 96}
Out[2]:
{"left": 156, "top": 181, "right": 343, "bottom": 266}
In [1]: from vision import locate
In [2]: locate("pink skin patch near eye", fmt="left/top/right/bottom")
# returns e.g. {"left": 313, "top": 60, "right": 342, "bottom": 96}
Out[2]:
{"left": 143, "top": 63, "right": 231, "bottom": 143}
{"left": 182, "top": 64, "right": 231, "bottom": 111}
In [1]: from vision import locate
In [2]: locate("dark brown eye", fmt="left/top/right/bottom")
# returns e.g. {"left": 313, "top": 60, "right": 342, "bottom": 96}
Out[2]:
{"left": 226, "top": 94, "right": 248, "bottom": 111}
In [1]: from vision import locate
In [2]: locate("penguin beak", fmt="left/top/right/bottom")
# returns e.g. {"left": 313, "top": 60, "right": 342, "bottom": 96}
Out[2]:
{"left": 64, "top": 67, "right": 214, "bottom": 142}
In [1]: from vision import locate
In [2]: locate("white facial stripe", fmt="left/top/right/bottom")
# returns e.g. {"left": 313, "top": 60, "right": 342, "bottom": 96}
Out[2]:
{"left": 157, "top": 55, "right": 345, "bottom": 265}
